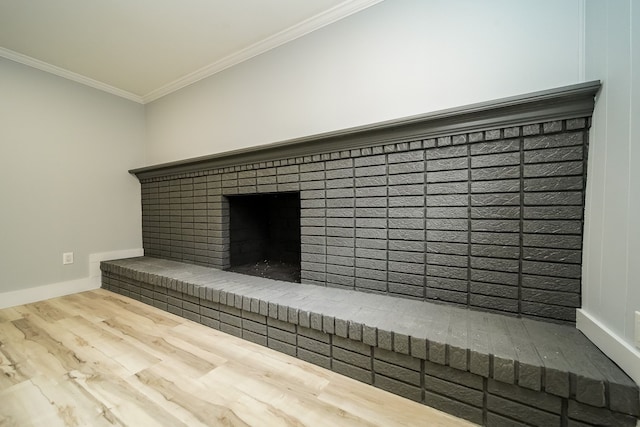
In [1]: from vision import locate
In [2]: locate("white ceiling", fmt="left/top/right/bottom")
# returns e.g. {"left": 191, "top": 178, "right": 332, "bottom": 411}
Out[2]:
{"left": 0, "top": 0, "right": 381, "bottom": 103}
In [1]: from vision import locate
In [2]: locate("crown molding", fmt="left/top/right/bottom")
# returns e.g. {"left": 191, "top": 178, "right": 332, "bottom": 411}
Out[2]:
{"left": 141, "top": 0, "right": 384, "bottom": 103}
{"left": 0, "top": 47, "right": 144, "bottom": 104}
{"left": 1, "top": 0, "right": 381, "bottom": 105}
{"left": 130, "top": 80, "right": 601, "bottom": 180}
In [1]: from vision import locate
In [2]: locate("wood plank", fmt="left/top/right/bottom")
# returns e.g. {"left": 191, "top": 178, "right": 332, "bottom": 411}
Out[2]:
{"left": 0, "top": 291, "right": 476, "bottom": 426}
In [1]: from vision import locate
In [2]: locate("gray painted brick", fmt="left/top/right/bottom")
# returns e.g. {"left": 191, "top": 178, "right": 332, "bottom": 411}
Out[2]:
{"left": 310, "top": 312, "right": 323, "bottom": 330}
{"left": 332, "top": 360, "right": 372, "bottom": 384}
{"left": 524, "top": 131, "right": 584, "bottom": 150}
{"left": 242, "top": 330, "right": 267, "bottom": 346}
{"left": 375, "top": 374, "right": 422, "bottom": 402}
{"left": 298, "top": 348, "right": 331, "bottom": 369}
{"left": 267, "top": 338, "right": 296, "bottom": 357}
{"left": 333, "top": 347, "right": 371, "bottom": 370}
{"left": 424, "top": 391, "right": 484, "bottom": 425}
{"left": 425, "top": 375, "right": 483, "bottom": 407}
{"left": 334, "top": 318, "right": 348, "bottom": 338}
{"left": 568, "top": 400, "right": 637, "bottom": 427}
{"left": 487, "top": 379, "right": 561, "bottom": 414}
{"left": 363, "top": 325, "right": 377, "bottom": 346}
{"left": 220, "top": 323, "right": 241, "bottom": 338}
{"left": 125, "top": 118, "right": 628, "bottom": 425}
{"left": 486, "top": 394, "right": 560, "bottom": 427}
{"left": 388, "top": 162, "right": 423, "bottom": 175}
{"left": 373, "top": 359, "right": 420, "bottom": 387}
{"left": 471, "top": 179, "right": 520, "bottom": 193}
{"left": 377, "top": 329, "right": 392, "bottom": 351}
{"left": 524, "top": 161, "right": 583, "bottom": 178}
{"left": 486, "top": 412, "right": 530, "bottom": 427}
{"left": 524, "top": 176, "right": 583, "bottom": 192}
{"left": 354, "top": 154, "right": 386, "bottom": 167}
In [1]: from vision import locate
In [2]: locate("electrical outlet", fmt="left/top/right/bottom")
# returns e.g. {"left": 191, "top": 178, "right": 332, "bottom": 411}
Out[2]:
{"left": 635, "top": 311, "right": 640, "bottom": 350}
{"left": 62, "top": 252, "right": 74, "bottom": 265}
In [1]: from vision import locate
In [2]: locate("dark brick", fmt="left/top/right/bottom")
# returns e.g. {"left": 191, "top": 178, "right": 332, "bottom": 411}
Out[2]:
{"left": 524, "top": 176, "right": 583, "bottom": 192}
{"left": 471, "top": 179, "right": 520, "bottom": 193}
{"left": 355, "top": 154, "right": 386, "bottom": 166}
{"left": 523, "top": 220, "right": 582, "bottom": 235}
{"left": 375, "top": 375, "right": 421, "bottom": 402}
{"left": 524, "top": 191, "right": 583, "bottom": 206}
{"left": 425, "top": 375, "right": 484, "bottom": 407}
{"left": 424, "top": 391, "right": 484, "bottom": 425}
{"left": 267, "top": 338, "right": 296, "bottom": 357}
{"left": 471, "top": 269, "right": 519, "bottom": 286}
{"left": 524, "top": 206, "right": 583, "bottom": 220}
{"left": 332, "top": 360, "right": 371, "bottom": 384}
{"left": 427, "top": 157, "right": 469, "bottom": 171}
{"left": 486, "top": 394, "right": 560, "bottom": 427}
{"left": 568, "top": 400, "right": 637, "bottom": 427}
{"left": 427, "top": 169, "right": 468, "bottom": 183}
{"left": 471, "top": 244, "right": 519, "bottom": 259}
{"left": 298, "top": 348, "right": 331, "bottom": 369}
{"left": 521, "top": 302, "right": 576, "bottom": 322}
{"left": 524, "top": 161, "right": 583, "bottom": 178}
{"left": 470, "top": 139, "right": 520, "bottom": 155}
{"left": 566, "top": 120, "right": 586, "bottom": 130}
{"left": 470, "top": 257, "right": 519, "bottom": 273}
{"left": 470, "top": 294, "right": 518, "bottom": 313}
{"left": 373, "top": 359, "right": 420, "bottom": 386}
{"left": 486, "top": 413, "right": 530, "bottom": 427}
{"left": 488, "top": 379, "right": 561, "bottom": 413}
{"left": 522, "top": 260, "right": 581, "bottom": 279}
{"left": 471, "top": 152, "right": 520, "bottom": 168}
{"left": 472, "top": 165, "right": 520, "bottom": 181}
{"left": 388, "top": 162, "right": 424, "bottom": 175}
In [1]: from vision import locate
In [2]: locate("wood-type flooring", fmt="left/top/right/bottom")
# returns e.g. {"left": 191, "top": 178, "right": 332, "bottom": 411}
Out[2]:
{"left": 0, "top": 289, "right": 474, "bottom": 426}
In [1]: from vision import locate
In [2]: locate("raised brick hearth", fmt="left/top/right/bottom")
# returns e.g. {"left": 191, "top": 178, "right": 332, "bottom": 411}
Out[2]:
{"left": 111, "top": 82, "right": 640, "bottom": 425}
{"left": 101, "top": 257, "right": 639, "bottom": 426}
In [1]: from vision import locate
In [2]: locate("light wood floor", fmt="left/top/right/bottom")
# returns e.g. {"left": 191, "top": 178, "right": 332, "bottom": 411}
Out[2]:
{"left": 0, "top": 289, "right": 475, "bottom": 427}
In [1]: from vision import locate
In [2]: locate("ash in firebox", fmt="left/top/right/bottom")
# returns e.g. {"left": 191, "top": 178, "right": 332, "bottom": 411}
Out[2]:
{"left": 228, "top": 260, "right": 301, "bottom": 283}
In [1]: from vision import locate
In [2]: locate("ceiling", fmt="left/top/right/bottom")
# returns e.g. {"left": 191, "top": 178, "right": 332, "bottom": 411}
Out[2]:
{"left": 0, "top": 0, "right": 381, "bottom": 104}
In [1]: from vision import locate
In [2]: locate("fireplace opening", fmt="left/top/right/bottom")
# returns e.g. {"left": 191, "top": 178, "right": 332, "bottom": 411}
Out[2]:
{"left": 227, "top": 192, "right": 301, "bottom": 283}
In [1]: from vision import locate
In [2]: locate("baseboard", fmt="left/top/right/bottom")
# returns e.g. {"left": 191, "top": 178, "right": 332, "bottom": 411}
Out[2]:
{"left": 88, "top": 248, "right": 144, "bottom": 287}
{"left": 0, "top": 277, "right": 97, "bottom": 309}
{"left": 577, "top": 309, "right": 640, "bottom": 385}
{"left": 0, "top": 248, "right": 144, "bottom": 310}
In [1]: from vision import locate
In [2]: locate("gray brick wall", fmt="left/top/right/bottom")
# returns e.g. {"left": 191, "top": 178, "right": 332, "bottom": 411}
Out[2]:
{"left": 139, "top": 119, "right": 589, "bottom": 324}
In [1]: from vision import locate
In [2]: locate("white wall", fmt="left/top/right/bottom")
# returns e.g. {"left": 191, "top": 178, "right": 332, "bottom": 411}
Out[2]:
{"left": 0, "top": 58, "right": 145, "bottom": 300}
{"left": 145, "top": 0, "right": 584, "bottom": 165}
{"left": 578, "top": 0, "right": 640, "bottom": 384}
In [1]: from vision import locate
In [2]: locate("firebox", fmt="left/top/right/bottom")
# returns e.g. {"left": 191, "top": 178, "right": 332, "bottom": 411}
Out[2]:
{"left": 227, "top": 192, "right": 301, "bottom": 282}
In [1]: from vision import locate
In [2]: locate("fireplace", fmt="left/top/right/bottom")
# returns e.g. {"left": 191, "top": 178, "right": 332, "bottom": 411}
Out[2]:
{"left": 133, "top": 82, "right": 600, "bottom": 324}
{"left": 227, "top": 192, "right": 301, "bottom": 282}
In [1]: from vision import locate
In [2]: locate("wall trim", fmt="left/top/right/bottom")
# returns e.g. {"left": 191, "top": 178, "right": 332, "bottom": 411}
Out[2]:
{"left": 89, "top": 248, "right": 145, "bottom": 287}
{"left": 577, "top": 308, "right": 640, "bottom": 385}
{"left": 142, "top": 0, "right": 384, "bottom": 103}
{"left": 0, "top": 47, "right": 144, "bottom": 104}
{"left": 131, "top": 80, "right": 601, "bottom": 180}
{"left": 0, "top": 277, "right": 96, "bottom": 310}
{"left": 0, "top": 248, "right": 144, "bottom": 309}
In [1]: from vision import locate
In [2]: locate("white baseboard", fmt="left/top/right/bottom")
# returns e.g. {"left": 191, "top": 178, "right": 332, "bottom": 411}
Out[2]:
{"left": 576, "top": 309, "right": 640, "bottom": 385}
{"left": 0, "top": 248, "right": 144, "bottom": 309}
{"left": 88, "top": 248, "right": 144, "bottom": 287}
{"left": 0, "top": 277, "right": 97, "bottom": 309}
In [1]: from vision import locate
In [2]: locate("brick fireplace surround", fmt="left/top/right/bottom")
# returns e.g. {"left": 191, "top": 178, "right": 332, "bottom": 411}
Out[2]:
{"left": 103, "top": 81, "right": 640, "bottom": 426}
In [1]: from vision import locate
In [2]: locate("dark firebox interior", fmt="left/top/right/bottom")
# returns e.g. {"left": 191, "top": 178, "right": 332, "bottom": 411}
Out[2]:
{"left": 227, "top": 192, "right": 301, "bottom": 283}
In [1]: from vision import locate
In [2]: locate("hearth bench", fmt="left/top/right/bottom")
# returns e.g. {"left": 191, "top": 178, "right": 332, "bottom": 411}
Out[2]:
{"left": 101, "top": 256, "right": 639, "bottom": 427}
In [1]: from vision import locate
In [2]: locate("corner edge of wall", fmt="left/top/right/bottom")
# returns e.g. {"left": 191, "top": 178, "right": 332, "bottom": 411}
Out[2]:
{"left": 577, "top": 308, "right": 640, "bottom": 386}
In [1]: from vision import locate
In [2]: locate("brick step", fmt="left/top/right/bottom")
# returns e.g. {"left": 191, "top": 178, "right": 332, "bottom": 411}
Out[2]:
{"left": 101, "top": 256, "right": 639, "bottom": 427}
